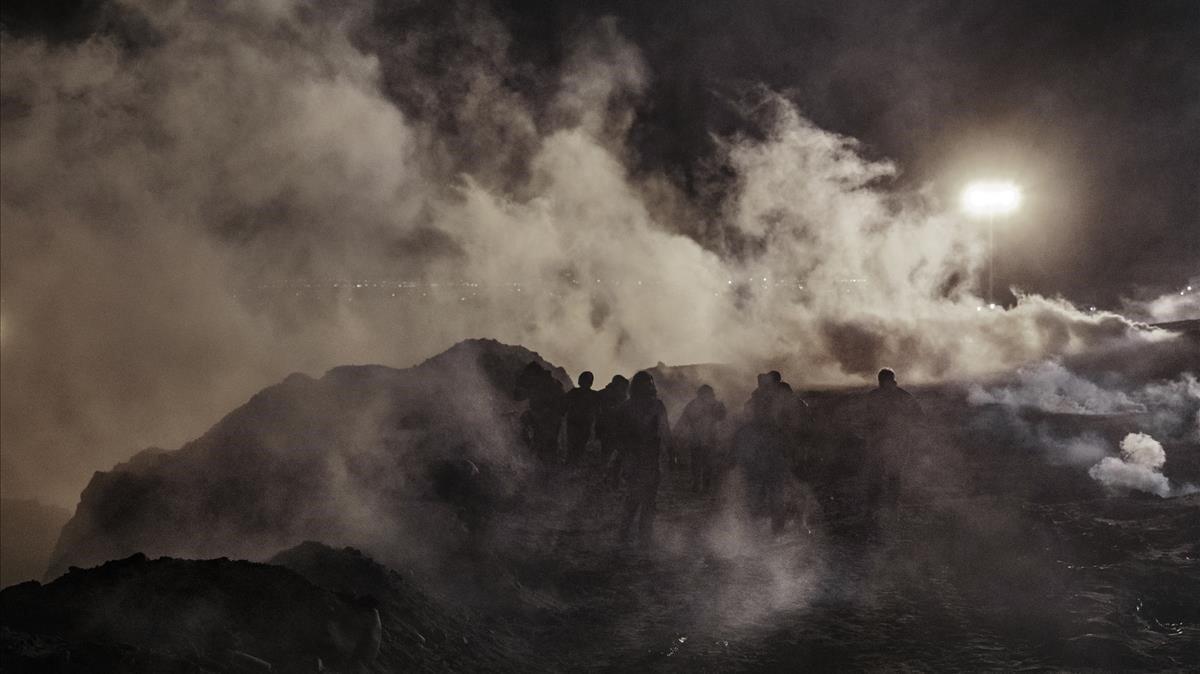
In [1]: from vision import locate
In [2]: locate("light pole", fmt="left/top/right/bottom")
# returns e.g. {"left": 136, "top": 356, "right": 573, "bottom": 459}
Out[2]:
{"left": 961, "top": 181, "right": 1022, "bottom": 308}
{"left": 988, "top": 211, "right": 995, "bottom": 306}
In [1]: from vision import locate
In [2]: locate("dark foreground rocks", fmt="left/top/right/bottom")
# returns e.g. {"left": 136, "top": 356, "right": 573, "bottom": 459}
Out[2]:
{"left": 1, "top": 542, "right": 527, "bottom": 673}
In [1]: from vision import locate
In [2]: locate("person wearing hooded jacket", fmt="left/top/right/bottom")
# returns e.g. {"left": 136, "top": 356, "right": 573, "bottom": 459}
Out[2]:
{"left": 614, "top": 371, "right": 672, "bottom": 545}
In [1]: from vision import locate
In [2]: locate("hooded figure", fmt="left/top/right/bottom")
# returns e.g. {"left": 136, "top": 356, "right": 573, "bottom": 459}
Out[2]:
{"left": 598, "top": 375, "right": 631, "bottom": 486}
{"left": 614, "top": 371, "right": 671, "bottom": 545}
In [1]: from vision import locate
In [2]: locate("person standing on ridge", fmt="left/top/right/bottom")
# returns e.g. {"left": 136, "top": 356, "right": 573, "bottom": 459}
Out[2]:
{"left": 598, "top": 374, "right": 630, "bottom": 487}
{"left": 514, "top": 362, "right": 565, "bottom": 465}
{"left": 563, "top": 371, "right": 600, "bottom": 467}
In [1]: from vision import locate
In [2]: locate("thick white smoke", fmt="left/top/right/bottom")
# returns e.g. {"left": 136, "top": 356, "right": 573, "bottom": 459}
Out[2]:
{"left": 1088, "top": 432, "right": 1197, "bottom": 498}
{"left": 1121, "top": 279, "right": 1199, "bottom": 323}
{"left": 968, "top": 361, "right": 1143, "bottom": 415}
{"left": 0, "top": 0, "right": 1189, "bottom": 504}
{"left": 969, "top": 362, "right": 1200, "bottom": 442}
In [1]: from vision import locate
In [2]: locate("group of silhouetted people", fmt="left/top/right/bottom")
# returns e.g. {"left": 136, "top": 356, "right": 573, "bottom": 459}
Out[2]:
{"left": 514, "top": 361, "right": 922, "bottom": 546}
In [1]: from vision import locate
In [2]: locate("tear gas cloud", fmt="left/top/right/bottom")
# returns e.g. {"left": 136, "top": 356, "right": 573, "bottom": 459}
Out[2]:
{"left": 968, "top": 361, "right": 1145, "bottom": 416}
{"left": 969, "top": 362, "right": 1200, "bottom": 442}
{"left": 0, "top": 0, "right": 1194, "bottom": 505}
{"left": 1088, "top": 432, "right": 1198, "bottom": 498}
{"left": 970, "top": 362, "right": 1199, "bottom": 495}
{"left": 1121, "top": 279, "right": 1200, "bottom": 324}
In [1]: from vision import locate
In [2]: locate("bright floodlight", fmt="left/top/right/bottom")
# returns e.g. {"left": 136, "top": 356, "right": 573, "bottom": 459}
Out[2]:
{"left": 961, "top": 181, "right": 1022, "bottom": 217}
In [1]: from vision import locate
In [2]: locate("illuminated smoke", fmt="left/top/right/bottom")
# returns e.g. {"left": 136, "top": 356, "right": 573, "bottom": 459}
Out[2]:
{"left": 1121, "top": 278, "right": 1200, "bottom": 323}
{"left": 1088, "top": 432, "right": 1197, "bottom": 498}
{"left": 0, "top": 0, "right": 1188, "bottom": 504}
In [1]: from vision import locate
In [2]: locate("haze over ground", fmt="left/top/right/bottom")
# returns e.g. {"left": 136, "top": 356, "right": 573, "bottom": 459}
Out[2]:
{"left": 6, "top": 337, "right": 1198, "bottom": 669}
{"left": 1, "top": 0, "right": 1197, "bottom": 506}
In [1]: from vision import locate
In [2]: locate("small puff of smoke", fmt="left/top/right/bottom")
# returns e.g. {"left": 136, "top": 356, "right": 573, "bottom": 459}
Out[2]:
{"left": 1117, "top": 432, "right": 1165, "bottom": 470}
{"left": 1087, "top": 432, "right": 1196, "bottom": 498}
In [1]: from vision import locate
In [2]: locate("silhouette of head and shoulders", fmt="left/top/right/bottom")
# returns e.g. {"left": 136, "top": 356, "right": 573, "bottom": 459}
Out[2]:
{"left": 618, "top": 371, "right": 668, "bottom": 440}
{"left": 680, "top": 384, "right": 727, "bottom": 425}
{"left": 514, "top": 361, "right": 564, "bottom": 415}
{"left": 867, "top": 368, "right": 922, "bottom": 418}
{"left": 768, "top": 370, "right": 792, "bottom": 394}
{"left": 601, "top": 374, "right": 629, "bottom": 407}
{"left": 564, "top": 371, "right": 599, "bottom": 418}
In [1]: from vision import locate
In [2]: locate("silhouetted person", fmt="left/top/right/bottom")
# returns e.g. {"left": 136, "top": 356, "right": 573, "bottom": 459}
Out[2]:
{"left": 866, "top": 368, "right": 922, "bottom": 422}
{"left": 746, "top": 370, "right": 807, "bottom": 436}
{"left": 563, "top": 371, "right": 600, "bottom": 466}
{"left": 614, "top": 371, "right": 671, "bottom": 545}
{"left": 674, "top": 384, "right": 727, "bottom": 493}
{"left": 733, "top": 377, "right": 795, "bottom": 533}
{"left": 771, "top": 370, "right": 811, "bottom": 437}
{"left": 514, "top": 362, "right": 565, "bottom": 464}
{"left": 863, "top": 368, "right": 923, "bottom": 508}
{"left": 745, "top": 372, "right": 774, "bottom": 419}
{"left": 782, "top": 374, "right": 818, "bottom": 481}
{"left": 598, "top": 375, "right": 630, "bottom": 487}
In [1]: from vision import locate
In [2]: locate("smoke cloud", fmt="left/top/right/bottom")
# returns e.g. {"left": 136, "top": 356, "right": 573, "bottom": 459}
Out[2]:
{"left": 1, "top": 0, "right": 1192, "bottom": 506}
{"left": 968, "top": 361, "right": 1144, "bottom": 415}
{"left": 969, "top": 361, "right": 1200, "bottom": 443}
{"left": 1121, "top": 279, "right": 1200, "bottom": 324}
{"left": 1088, "top": 432, "right": 1197, "bottom": 498}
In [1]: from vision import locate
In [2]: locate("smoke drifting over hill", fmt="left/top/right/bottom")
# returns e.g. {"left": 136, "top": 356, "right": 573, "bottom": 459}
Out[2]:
{"left": 1, "top": 0, "right": 1194, "bottom": 505}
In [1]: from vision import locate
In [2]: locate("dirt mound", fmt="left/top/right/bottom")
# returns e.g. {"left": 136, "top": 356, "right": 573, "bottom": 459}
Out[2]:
{"left": 4, "top": 541, "right": 532, "bottom": 672}
{"left": 47, "top": 340, "right": 553, "bottom": 580}
{"left": 1, "top": 551, "right": 381, "bottom": 673}
{"left": 417, "top": 338, "right": 571, "bottom": 391}
{"left": 271, "top": 542, "right": 534, "bottom": 671}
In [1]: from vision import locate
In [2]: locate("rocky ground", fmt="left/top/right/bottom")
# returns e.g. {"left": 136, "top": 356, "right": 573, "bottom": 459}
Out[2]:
{"left": 2, "top": 541, "right": 534, "bottom": 673}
